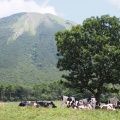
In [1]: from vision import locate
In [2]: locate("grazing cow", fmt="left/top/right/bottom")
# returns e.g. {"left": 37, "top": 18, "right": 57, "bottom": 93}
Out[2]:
{"left": 106, "top": 97, "right": 120, "bottom": 108}
{"left": 61, "top": 95, "right": 75, "bottom": 107}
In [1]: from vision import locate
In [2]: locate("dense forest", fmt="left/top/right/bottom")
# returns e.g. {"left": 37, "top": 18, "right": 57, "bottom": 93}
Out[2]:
{"left": 0, "top": 81, "right": 119, "bottom": 102}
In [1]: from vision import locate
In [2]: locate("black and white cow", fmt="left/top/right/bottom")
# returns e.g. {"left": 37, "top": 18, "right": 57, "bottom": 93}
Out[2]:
{"left": 61, "top": 95, "right": 75, "bottom": 107}
{"left": 101, "top": 104, "right": 115, "bottom": 110}
{"left": 106, "top": 97, "right": 120, "bottom": 108}
{"left": 66, "top": 97, "right": 98, "bottom": 109}
{"left": 81, "top": 98, "right": 97, "bottom": 109}
{"left": 36, "top": 101, "right": 57, "bottom": 108}
{"left": 66, "top": 97, "right": 79, "bottom": 108}
{"left": 19, "top": 101, "right": 37, "bottom": 107}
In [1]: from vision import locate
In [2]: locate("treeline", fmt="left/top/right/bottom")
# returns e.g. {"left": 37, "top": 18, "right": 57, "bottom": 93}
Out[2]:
{"left": 0, "top": 82, "right": 119, "bottom": 102}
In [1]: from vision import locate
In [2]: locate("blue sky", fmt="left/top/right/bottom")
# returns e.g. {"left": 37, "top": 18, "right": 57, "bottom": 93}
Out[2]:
{"left": 0, "top": 0, "right": 120, "bottom": 24}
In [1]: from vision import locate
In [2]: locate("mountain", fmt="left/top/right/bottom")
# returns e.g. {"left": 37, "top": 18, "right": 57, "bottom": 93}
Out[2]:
{"left": 0, "top": 12, "right": 76, "bottom": 86}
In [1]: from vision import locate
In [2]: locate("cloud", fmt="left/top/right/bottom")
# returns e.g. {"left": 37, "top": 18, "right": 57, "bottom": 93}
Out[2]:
{"left": 107, "top": 0, "right": 120, "bottom": 9}
{"left": 0, "top": 0, "right": 57, "bottom": 18}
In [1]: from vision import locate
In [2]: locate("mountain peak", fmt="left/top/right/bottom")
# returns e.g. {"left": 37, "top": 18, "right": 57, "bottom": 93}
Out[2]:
{"left": 7, "top": 12, "right": 76, "bottom": 42}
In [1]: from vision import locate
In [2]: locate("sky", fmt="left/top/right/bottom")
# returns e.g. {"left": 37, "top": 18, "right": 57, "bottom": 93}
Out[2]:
{"left": 0, "top": 0, "right": 120, "bottom": 24}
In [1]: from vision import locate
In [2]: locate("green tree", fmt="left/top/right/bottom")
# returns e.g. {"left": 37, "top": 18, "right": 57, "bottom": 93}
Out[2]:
{"left": 0, "top": 85, "right": 5, "bottom": 101}
{"left": 6, "top": 84, "right": 15, "bottom": 101}
{"left": 55, "top": 15, "right": 120, "bottom": 102}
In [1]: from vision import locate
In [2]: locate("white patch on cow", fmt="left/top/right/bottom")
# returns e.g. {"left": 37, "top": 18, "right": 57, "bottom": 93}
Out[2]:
{"left": 75, "top": 101, "right": 78, "bottom": 106}
{"left": 33, "top": 103, "right": 37, "bottom": 106}
{"left": 66, "top": 101, "right": 70, "bottom": 105}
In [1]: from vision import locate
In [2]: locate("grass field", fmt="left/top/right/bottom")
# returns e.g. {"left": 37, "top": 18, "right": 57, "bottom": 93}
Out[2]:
{"left": 0, "top": 101, "right": 120, "bottom": 120}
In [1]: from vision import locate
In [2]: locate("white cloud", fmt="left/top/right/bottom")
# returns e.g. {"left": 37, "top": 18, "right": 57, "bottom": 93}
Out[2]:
{"left": 0, "top": 0, "right": 57, "bottom": 18}
{"left": 107, "top": 0, "right": 120, "bottom": 9}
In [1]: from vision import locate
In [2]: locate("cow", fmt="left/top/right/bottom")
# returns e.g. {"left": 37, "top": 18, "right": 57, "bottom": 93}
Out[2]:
{"left": 95, "top": 101, "right": 101, "bottom": 109}
{"left": 47, "top": 101, "right": 57, "bottom": 108}
{"left": 101, "top": 104, "right": 115, "bottom": 110}
{"left": 66, "top": 99, "right": 93, "bottom": 110}
{"left": 19, "top": 101, "right": 37, "bottom": 107}
{"left": 78, "top": 97, "right": 97, "bottom": 109}
{"left": 36, "top": 101, "right": 57, "bottom": 108}
{"left": 61, "top": 95, "right": 75, "bottom": 107}
{"left": 19, "top": 101, "right": 27, "bottom": 107}
{"left": 36, "top": 101, "right": 48, "bottom": 107}
{"left": 66, "top": 96, "right": 80, "bottom": 108}
{"left": 106, "top": 97, "right": 120, "bottom": 108}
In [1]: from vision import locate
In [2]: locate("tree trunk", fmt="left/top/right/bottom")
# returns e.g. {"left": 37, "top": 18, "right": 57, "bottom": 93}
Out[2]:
{"left": 10, "top": 92, "right": 11, "bottom": 100}
{"left": 95, "top": 92, "right": 101, "bottom": 103}
{"left": 0, "top": 92, "right": 2, "bottom": 101}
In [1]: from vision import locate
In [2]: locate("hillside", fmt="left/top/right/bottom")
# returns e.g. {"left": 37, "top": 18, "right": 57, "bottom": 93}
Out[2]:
{"left": 0, "top": 12, "right": 76, "bottom": 85}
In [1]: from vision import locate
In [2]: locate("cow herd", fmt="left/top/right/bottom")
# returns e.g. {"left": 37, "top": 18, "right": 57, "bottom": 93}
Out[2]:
{"left": 61, "top": 95, "right": 120, "bottom": 110}
{"left": 18, "top": 95, "right": 120, "bottom": 110}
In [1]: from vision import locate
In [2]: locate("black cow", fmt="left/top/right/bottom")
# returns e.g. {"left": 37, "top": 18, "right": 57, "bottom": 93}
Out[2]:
{"left": 19, "top": 101, "right": 27, "bottom": 107}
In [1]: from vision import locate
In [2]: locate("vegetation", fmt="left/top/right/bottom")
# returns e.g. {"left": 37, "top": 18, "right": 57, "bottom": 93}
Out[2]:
{"left": 0, "top": 12, "right": 76, "bottom": 85}
{"left": 0, "top": 82, "right": 119, "bottom": 102}
{"left": 0, "top": 82, "right": 90, "bottom": 102}
{"left": 0, "top": 102, "right": 120, "bottom": 120}
{"left": 55, "top": 15, "right": 120, "bottom": 102}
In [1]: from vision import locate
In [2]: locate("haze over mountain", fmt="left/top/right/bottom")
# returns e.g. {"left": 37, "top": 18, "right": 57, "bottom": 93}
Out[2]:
{"left": 0, "top": 12, "right": 76, "bottom": 85}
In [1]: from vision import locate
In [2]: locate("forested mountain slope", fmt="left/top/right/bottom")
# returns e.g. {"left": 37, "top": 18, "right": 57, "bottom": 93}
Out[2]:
{"left": 0, "top": 12, "right": 76, "bottom": 85}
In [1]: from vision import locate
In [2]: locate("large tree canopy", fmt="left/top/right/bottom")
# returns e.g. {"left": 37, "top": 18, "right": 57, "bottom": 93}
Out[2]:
{"left": 55, "top": 15, "right": 120, "bottom": 102}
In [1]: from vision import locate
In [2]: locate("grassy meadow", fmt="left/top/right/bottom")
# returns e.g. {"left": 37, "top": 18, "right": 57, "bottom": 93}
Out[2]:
{"left": 0, "top": 101, "right": 120, "bottom": 120}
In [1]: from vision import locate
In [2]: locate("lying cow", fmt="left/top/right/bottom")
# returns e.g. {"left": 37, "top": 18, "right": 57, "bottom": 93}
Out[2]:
{"left": 101, "top": 104, "right": 115, "bottom": 110}
{"left": 19, "top": 101, "right": 57, "bottom": 108}
{"left": 66, "top": 99, "right": 93, "bottom": 110}
{"left": 80, "top": 97, "right": 97, "bottom": 109}
{"left": 19, "top": 101, "right": 27, "bottom": 107}
{"left": 19, "top": 101, "right": 37, "bottom": 107}
{"left": 66, "top": 97, "right": 98, "bottom": 110}
{"left": 106, "top": 97, "right": 120, "bottom": 108}
{"left": 36, "top": 101, "right": 57, "bottom": 108}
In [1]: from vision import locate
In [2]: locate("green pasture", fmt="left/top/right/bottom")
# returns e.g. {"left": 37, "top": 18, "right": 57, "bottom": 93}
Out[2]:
{"left": 0, "top": 101, "right": 120, "bottom": 120}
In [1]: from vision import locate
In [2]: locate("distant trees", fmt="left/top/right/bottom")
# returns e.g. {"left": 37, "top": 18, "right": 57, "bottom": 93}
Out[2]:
{"left": 55, "top": 15, "right": 120, "bottom": 102}
{"left": 0, "top": 85, "right": 5, "bottom": 100}
{"left": 0, "top": 82, "right": 119, "bottom": 102}
{"left": 0, "top": 82, "right": 83, "bottom": 101}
